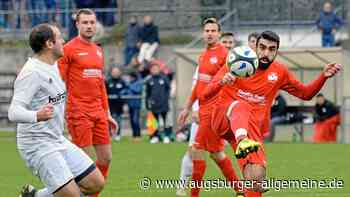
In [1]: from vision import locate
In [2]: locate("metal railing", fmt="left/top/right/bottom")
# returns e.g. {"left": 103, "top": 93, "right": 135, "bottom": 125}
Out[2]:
{"left": 0, "top": 0, "right": 347, "bottom": 40}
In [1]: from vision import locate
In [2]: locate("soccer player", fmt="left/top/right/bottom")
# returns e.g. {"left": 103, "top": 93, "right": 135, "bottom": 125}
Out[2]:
{"left": 176, "top": 30, "right": 237, "bottom": 197}
{"left": 202, "top": 30, "right": 341, "bottom": 197}
{"left": 178, "top": 18, "right": 242, "bottom": 197}
{"left": 176, "top": 66, "right": 199, "bottom": 197}
{"left": 248, "top": 32, "right": 259, "bottom": 51}
{"left": 8, "top": 23, "right": 105, "bottom": 197}
{"left": 220, "top": 32, "right": 236, "bottom": 50}
{"left": 58, "top": 9, "right": 118, "bottom": 197}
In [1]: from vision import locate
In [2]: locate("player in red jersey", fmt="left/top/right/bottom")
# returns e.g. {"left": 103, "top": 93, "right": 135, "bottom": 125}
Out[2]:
{"left": 201, "top": 31, "right": 341, "bottom": 197}
{"left": 176, "top": 30, "right": 239, "bottom": 197}
{"left": 58, "top": 9, "right": 118, "bottom": 197}
{"left": 178, "top": 18, "right": 242, "bottom": 197}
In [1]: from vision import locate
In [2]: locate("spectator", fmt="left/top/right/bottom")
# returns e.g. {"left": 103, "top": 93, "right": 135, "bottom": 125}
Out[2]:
{"left": 0, "top": 0, "right": 11, "bottom": 29}
{"left": 125, "top": 72, "right": 143, "bottom": 142}
{"left": 74, "top": 0, "right": 95, "bottom": 8}
{"left": 265, "top": 93, "right": 288, "bottom": 142}
{"left": 106, "top": 66, "right": 127, "bottom": 141}
{"left": 124, "top": 16, "right": 140, "bottom": 65}
{"left": 138, "top": 15, "right": 160, "bottom": 64}
{"left": 27, "top": 0, "right": 56, "bottom": 27}
{"left": 149, "top": 58, "right": 173, "bottom": 81}
{"left": 313, "top": 93, "right": 340, "bottom": 143}
{"left": 248, "top": 32, "right": 260, "bottom": 51}
{"left": 316, "top": 1, "right": 343, "bottom": 47}
{"left": 68, "top": 12, "right": 78, "bottom": 40}
{"left": 95, "top": 0, "right": 117, "bottom": 26}
{"left": 145, "top": 64, "right": 171, "bottom": 144}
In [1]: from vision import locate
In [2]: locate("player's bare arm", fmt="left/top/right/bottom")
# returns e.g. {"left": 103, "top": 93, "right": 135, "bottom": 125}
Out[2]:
{"left": 177, "top": 100, "right": 194, "bottom": 127}
{"left": 107, "top": 109, "right": 119, "bottom": 135}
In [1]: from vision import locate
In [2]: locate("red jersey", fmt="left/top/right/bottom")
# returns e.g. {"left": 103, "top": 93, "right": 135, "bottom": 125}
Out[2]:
{"left": 204, "top": 61, "right": 327, "bottom": 134}
{"left": 58, "top": 37, "right": 108, "bottom": 115}
{"left": 190, "top": 43, "right": 227, "bottom": 118}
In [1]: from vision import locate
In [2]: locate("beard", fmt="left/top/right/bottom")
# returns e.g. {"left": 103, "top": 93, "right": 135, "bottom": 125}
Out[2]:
{"left": 258, "top": 57, "right": 274, "bottom": 70}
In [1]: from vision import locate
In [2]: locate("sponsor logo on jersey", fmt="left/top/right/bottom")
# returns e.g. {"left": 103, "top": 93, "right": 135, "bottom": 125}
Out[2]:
{"left": 237, "top": 89, "right": 266, "bottom": 104}
{"left": 198, "top": 73, "right": 212, "bottom": 82}
{"left": 78, "top": 52, "right": 88, "bottom": 56}
{"left": 268, "top": 72, "right": 278, "bottom": 82}
{"left": 49, "top": 92, "right": 66, "bottom": 105}
{"left": 210, "top": 56, "right": 218, "bottom": 64}
{"left": 83, "top": 69, "right": 102, "bottom": 78}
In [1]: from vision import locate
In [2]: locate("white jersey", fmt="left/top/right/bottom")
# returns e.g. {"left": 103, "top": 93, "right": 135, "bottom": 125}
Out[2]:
{"left": 8, "top": 58, "right": 66, "bottom": 153}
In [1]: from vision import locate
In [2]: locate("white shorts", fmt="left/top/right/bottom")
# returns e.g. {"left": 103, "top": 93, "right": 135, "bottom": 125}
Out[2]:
{"left": 18, "top": 138, "right": 94, "bottom": 194}
{"left": 188, "top": 122, "right": 198, "bottom": 147}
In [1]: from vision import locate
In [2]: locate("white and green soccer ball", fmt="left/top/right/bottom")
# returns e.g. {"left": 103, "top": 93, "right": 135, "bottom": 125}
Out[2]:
{"left": 226, "top": 46, "right": 259, "bottom": 77}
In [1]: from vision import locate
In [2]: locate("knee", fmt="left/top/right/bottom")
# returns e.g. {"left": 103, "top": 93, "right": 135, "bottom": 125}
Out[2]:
{"left": 191, "top": 147, "right": 205, "bottom": 160}
{"left": 83, "top": 173, "right": 105, "bottom": 195}
{"left": 92, "top": 176, "right": 105, "bottom": 194}
{"left": 243, "top": 164, "right": 266, "bottom": 192}
{"left": 209, "top": 151, "right": 226, "bottom": 162}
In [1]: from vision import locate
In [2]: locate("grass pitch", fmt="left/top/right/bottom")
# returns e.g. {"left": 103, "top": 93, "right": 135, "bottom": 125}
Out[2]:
{"left": 0, "top": 132, "right": 349, "bottom": 197}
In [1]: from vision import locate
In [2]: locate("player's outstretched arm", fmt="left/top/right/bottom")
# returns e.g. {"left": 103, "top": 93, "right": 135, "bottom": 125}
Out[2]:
{"left": 282, "top": 63, "right": 341, "bottom": 100}
{"left": 323, "top": 63, "right": 342, "bottom": 78}
{"left": 200, "top": 66, "right": 235, "bottom": 100}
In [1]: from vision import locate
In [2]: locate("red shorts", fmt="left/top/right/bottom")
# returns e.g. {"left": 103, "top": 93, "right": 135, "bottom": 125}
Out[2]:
{"left": 194, "top": 114, "right": 225, "bottom": 153}
{"left": 67, "top": 109, "right": 110, "bottom": 147}
{"left": 212, "top": 100, "right": 266, "bottom": 168}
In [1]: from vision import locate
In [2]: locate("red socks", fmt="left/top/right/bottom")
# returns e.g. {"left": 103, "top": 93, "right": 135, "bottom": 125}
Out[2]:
{"left": 92, "top": 160, "right": 110, "bottom": 197}
{"left": 96, "top": 160, "right": 110, "bottom": 179}
{"left": 245, "top": 190, "right": 262, "bottom": 197}
{"left": 191, "top": 160, "right": 206, "bottom": 197}
{"left": 216, "top": 157, "right": 241, "bottom": 192}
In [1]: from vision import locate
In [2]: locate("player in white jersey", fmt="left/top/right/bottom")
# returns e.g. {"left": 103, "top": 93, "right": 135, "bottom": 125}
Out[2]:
{"left": 176, "top": 33, "right": 236, "bottom": 196}
{"left": 8, "top": 24, "right": 105, "bottom": 197}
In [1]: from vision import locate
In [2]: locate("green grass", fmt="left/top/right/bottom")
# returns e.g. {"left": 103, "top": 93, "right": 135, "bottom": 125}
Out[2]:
{"left": 0, "top": 132, "right": 349, "bottom": 197}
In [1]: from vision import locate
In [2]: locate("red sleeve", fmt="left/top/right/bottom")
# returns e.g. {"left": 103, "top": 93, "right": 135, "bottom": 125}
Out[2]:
{"left": 200, "top": 66, "right": 228, "bottom": 100}
{"left": 281, "top": 70, "right": 327, "bottom": 100}
{"left": 57, "top": 46, "right": 71, "bottom": 81}
{"left": 190, "top": 84, "right": 197, "bottom": 105}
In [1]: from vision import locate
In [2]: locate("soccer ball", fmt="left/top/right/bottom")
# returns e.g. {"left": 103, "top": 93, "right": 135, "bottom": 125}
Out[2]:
{"left": 226, "top": 46, "right": 258, "bottom": 77}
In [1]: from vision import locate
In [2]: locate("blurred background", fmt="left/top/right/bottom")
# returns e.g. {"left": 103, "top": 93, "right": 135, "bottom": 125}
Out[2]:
{"left": 0, "top": 0, "right": 350, "bottom": 144}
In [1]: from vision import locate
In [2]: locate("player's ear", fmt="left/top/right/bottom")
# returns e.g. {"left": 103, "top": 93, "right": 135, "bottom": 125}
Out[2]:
{"left": 45, "top": 40, "right": 54, "bottom": 50}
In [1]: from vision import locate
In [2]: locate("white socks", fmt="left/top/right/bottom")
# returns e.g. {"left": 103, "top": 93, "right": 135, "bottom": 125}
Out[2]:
{"left": 179, "top": 151, "right": 193, "bottom": 187}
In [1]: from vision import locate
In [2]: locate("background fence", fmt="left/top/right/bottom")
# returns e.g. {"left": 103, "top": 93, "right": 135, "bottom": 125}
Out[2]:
{"left": 0, "top": 0, "right": 347, "bottom": 39}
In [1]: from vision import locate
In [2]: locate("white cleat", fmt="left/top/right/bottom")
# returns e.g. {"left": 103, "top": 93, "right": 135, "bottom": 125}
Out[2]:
{"left": 176, "top": 188, "right": 187, "bottom": 197}
{"left": 163, "top": 137, "right": 171, "bottom": 144}
{"left": 150, "top": 137, "right": 159, "bottom": 144}
{"left": 113, "top": 135, "right": 121, "bottom": 141}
